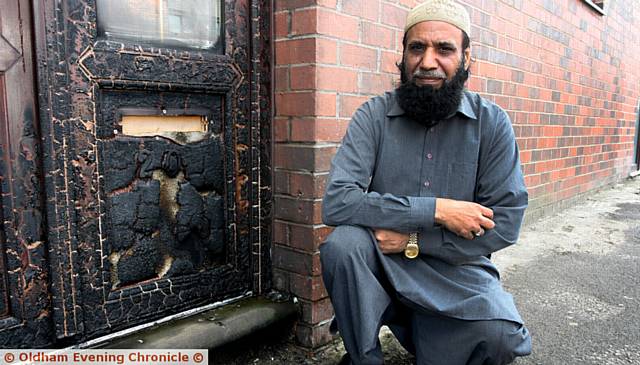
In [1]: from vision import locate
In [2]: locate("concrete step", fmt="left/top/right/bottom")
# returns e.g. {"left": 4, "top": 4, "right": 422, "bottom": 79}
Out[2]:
{"left": 98, "top": 296, "right": 297, "bottom": 350}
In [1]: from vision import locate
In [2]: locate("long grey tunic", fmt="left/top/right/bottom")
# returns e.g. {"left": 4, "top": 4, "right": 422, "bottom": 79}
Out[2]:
{"left": 322, "top": 90, "right": 527, "bottom": 324}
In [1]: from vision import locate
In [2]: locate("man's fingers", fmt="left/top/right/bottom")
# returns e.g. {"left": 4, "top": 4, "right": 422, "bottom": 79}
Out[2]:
{"left": 479, "top": 216, "right": 495, "bottom": 229}
{"left": 378, "top": 239, "right": 407, "bottom": 254}
{"left": 479, "top": 205, "right": 494, "bottom": 219}
{"left": 374, "top": 229, "right": 387, "bottom": 241}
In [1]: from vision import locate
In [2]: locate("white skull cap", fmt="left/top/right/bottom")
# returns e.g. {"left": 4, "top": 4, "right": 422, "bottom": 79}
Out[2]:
{"left": 405, "top": 0, "right": 471, "bottom": 36}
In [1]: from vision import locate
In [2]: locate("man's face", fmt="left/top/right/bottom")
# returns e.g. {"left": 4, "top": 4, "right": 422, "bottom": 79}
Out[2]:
{"left": 403, "top": 21, "right": 471, "bottom": 88}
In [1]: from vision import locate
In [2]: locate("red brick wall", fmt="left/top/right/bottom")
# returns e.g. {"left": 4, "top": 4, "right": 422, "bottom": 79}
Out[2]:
{"left": 465, "top": 0, "right": 640, "bottom": 219}
{"left": 272, "top": 0, "right": 640, "bottom": 347}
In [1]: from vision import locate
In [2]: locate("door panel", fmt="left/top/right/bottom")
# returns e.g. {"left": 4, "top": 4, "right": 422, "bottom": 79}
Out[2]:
{"left": 0, "top": 0, "right": 53, "bottom": 347}
{"left": 33, "top": 0, "right": 270, "bottom": 342}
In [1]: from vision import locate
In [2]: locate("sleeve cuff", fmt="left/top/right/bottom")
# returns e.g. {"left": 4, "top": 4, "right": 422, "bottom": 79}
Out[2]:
{"left": 408, "top": 196, "right": 436, "bottom": 230}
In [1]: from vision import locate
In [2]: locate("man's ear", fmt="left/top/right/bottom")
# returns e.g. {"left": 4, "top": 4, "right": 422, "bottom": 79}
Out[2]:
{"left": 464, "top": 47, "right": 471, "bottom": 71}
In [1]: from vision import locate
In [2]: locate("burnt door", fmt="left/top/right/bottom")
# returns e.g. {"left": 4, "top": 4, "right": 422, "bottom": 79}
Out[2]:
{"left": 34, "top": 0, "right": 271, "bottom": 342}
{"left": 0, "top": 0, "right": 53, "bottom": 347}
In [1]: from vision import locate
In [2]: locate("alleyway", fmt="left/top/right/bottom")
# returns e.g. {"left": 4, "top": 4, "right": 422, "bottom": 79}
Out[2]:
{"left": 212, "top": 177, "right": 640, "bottom": 365}
{"left": 495, "top": 177, "right": 640, "bottom": 364}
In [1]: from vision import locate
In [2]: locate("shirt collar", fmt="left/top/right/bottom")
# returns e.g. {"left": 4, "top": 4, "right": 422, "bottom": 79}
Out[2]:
{"left": 386, "top": 90, "right": 477, "bottom": 120}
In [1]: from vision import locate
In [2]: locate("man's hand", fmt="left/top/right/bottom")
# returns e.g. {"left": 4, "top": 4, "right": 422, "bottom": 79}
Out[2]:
{"left": 435, "top": 198, "right": 495, "bottom": 240}
{"left": 373, "top": 229, "right": 409, "bottom": 254}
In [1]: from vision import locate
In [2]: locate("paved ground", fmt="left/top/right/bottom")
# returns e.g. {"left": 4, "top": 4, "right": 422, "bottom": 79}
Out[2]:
{"left": 494, "top": 178, "right": 640, "bottom": 365}
{"left": 212, "top": 177, "right": 640, "bottom": 364}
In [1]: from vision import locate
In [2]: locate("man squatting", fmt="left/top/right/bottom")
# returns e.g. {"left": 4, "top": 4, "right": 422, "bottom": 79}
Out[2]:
{"left": 320, "top": 1, "right": 533, "bottom": 364}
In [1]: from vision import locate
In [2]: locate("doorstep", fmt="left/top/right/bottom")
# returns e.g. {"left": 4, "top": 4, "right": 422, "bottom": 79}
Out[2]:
{"left": 97, "top": 296, "right": 298, "bottom": 350}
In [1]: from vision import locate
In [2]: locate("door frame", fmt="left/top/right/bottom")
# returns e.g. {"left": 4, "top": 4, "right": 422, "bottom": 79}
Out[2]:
{"left": 32, "top": 0, "right": 272, "bottom": 343}
{"left": 0, "top": 0, "right": 53, "bottom": 348}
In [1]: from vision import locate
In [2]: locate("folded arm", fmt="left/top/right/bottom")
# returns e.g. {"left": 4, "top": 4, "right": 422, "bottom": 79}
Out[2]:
{"left": 322, "top": 102, "right": 527, "bottom": 264}
{"left": 419, "top": 111, "right": 528, "bottom": 264}
{"left": 322, "top": 102, "right": 437, "bottom": 231}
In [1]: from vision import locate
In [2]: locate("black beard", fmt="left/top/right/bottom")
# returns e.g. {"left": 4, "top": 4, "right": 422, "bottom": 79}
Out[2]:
{"left": 396, "top": 62, "right": 469, "bottom": 127}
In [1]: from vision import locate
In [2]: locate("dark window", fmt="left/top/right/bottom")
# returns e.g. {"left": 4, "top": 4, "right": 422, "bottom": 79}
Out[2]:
{"left": 583, "top": 0, "right": 605, "bottom": 14}
{"left": 96, "top": 0, "right": 223, "bottom": 51}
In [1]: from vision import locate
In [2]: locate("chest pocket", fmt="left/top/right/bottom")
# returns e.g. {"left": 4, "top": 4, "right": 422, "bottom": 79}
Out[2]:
{"left": 446, "top": 162, "right": 478, "bottom": 202}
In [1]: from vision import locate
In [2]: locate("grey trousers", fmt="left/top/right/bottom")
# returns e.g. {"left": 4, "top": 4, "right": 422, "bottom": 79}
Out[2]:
{"left": 320, "top": 225, "right": 532, "bottom": 365}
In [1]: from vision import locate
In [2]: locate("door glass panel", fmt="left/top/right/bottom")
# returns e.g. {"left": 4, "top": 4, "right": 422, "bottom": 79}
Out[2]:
{"left": 96, "top": 0, "right": 223, "bottom": 51}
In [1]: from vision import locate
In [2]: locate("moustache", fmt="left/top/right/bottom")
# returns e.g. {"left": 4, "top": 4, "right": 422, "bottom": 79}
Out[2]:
{"left": 412, "top": 70, "right": 447, "bottom": 80}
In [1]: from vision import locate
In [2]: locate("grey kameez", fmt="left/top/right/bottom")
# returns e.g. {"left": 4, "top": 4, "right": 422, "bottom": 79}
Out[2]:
{"left": 321, "top": 90, "right": 530, "bottom": 363}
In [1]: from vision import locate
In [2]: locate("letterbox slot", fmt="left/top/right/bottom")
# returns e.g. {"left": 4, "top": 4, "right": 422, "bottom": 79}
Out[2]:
{"left": 119, "top": 115, "right": 209, "bottom": 144}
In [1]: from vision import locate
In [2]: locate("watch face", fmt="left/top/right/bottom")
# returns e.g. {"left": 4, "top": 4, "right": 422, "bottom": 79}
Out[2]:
{"left": 404, "top": 244, "right": 419, "bottom": 259}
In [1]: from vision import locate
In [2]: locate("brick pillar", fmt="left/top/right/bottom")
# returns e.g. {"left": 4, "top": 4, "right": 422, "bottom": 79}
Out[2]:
{"left": 272, "top": 0, "right": 420, "bottom": 348}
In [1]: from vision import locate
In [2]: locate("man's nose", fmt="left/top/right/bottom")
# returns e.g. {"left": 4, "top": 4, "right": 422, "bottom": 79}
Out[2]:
{"left": 419, "top": 48, "right": 438, "bottom": 70}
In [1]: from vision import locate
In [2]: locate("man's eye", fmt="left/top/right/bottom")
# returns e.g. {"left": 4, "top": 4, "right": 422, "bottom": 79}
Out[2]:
{"left": 439, "top": 47, "right": 454, "bottom": 53}
{"left": 410, "top": 44, "right": 424, "bottom": 51}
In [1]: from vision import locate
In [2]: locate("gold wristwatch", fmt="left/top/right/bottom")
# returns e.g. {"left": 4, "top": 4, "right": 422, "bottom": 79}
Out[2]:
{"left": 404, "top": 232, "right": 419, "bottom": 259}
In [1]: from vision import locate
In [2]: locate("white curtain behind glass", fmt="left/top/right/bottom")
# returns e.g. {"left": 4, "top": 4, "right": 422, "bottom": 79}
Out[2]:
{"left": 96, "top": 0, "right": 221, "bottom": 50}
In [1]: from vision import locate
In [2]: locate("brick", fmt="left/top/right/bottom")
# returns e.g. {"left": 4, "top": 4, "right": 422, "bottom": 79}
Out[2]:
{"left": 317, "top": 8, "right": 360, "bottom": 41}
{"left": 381, "top": 51, "right": 402, "bottom": 73}
{"left": 274, "top": 169, "right": 290, "bottom": 194}
{"left": 398, "top": 0, "right": 419, "bottom": 8}
{"left": 313, "top": 118, "right": 349, "bottom": 142}
{"left": 276, "top": 92, "right": 314, "bottom": 116}
{"left": 295, "top": 320, "right": 335, "bottom": 348}
{"left": 290, "top": 117, "right": 349, "bottom": 142}
{"left": 291, "top": 66, "right": 358, "bottom": 93}
{"left": 340, "top": 43, "right": 377, "bottom": 70}
{"left": 317, "top": 67, "right": 358, "bottom": 92}
{"left": 299, "top": 297, "right": 334, "bottom": 325}
{"left": 289, "top": 117, "right": 317, "bottom": 141}
{"left": 291, "top": 8, "right": 317, "bottom": 35}
{"left": 359, "top": 72, "right": 394, "bottom": 95}
{"left": 273, "top": 220, "right": 290, "bottom": 245}
{"left": 486, "top": 79, "right": 503, "bottom": 94}
{"left": 274, "top": 144, "right": 337, "bottom": 171}
{"left": 275, "top": 67, "right": 289, "bottom": 91}
{"left": 275, "top": 38, "right": 338, "bottom": 65}
{"left": 291, "top": 223, "right": 333, "bottom": 250}
{"left": 290, "top": 65, "right": 316, "bottom": 90}
{"left": 290, "top": 272, "right": 328, "bottom": 301}
{"left": 272, "top": 268, "right": 291, "bottom": 292}
{"left": 316, "top": 92, "right": 337, "bottom": 116}
{"left": 317, "top": 38, "right": 339, "bottom": 64}
{"left": 381, "top": 3, "right": 407, "bottom": 28}
{"left": 475, "top": 61, "right": 498, "bottom": 79}
{"left": 288, "top": 171, "right": 321, "bottom": 198}
{"left": 275, "top": 38, "right": 316, "bottom": 65}
{"left": 275, "top": 91, "right": 336, "bottom": 117}
{"left": 466, "top": 76, "right": 485, "bottom": 92}
{"left": 274, "top": 11, "right": 290, "bottom": 39}
{"left": 339, "top": 95, "right": 370, "bottom": 117}
{"left": 396, "top": 30, "right": 406, "bottom": 51}
{"left": 362, "top": 22, "right": 395, "bottom": 49}
{"left": 343, "top": 0, "right": 379, "bottom": 21}
{"left": 272, "top": 244, "right": 322, "bottom": 276}
{"left": 318, "top": 0, "right": 338, "bottom": 7}
{"left": 273, "top": 117, "right": 290, "bottom": 142}
{"left": 274, "top": 195, "right": 321, "bottom": 224}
